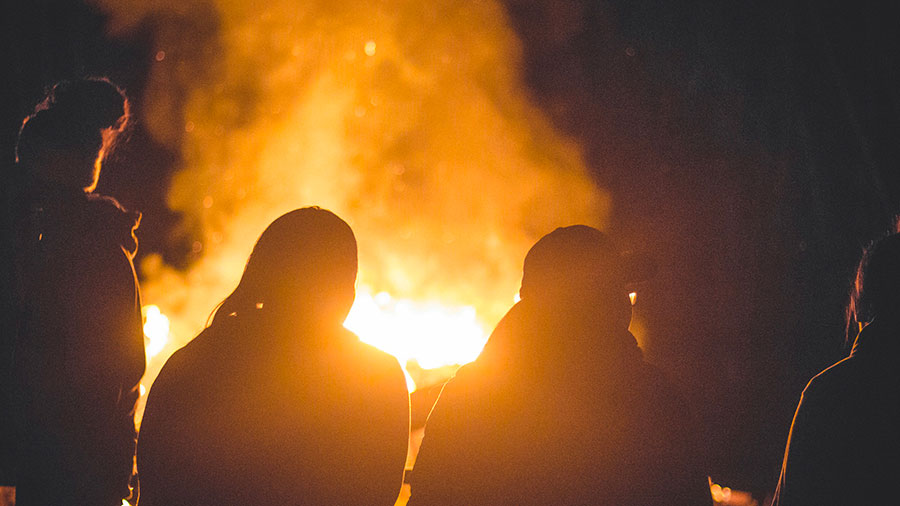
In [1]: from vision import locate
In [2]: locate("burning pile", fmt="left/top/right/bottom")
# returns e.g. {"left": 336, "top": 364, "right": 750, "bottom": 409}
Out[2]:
{"left": 93, "top": 0, "right": 607, "bottom": 394}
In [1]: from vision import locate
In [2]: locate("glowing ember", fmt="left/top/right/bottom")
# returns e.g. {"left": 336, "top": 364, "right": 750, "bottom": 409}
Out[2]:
{"left": 142, "top": 304, "right": 170, "bottom": 359}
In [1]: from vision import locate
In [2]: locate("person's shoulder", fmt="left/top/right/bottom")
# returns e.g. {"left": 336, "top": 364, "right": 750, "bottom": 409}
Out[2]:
{"left": 86, "top": 193, "right": 127, "bottom": 213}
{"left": 142, "top": 330, "right": 221, "bottom": 436}
{"left": 342, "top": 329, "right": 403, "bottom": 371}
{"left": 153, "top": 327, "right": 215, "bottom": 388}
{"left": 327, "top": 330, "right": 409, "bottom": 424}
{"left": 800, "top": 355, "right": 861, "bottom": 401}
{"left": 149, "top": 346, "right": 188, "bottom": 397}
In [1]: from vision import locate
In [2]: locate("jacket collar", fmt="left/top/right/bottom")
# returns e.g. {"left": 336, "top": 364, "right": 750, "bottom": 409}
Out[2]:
{"left": 851, "top": 316, "right": 900, "bottom": 360}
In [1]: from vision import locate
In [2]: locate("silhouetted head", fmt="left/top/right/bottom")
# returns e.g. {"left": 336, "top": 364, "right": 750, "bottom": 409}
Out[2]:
{"left": 16, "top": 78, "right": 130, "bottom": 192}
{"left": 848, "top": 231, "right": 900, "bottom": 333}
{"left": 520, "top": 225, "right": 631, "bottom": 329}
{"left": 216, "top": 207, "right": 358, "bottom": 330}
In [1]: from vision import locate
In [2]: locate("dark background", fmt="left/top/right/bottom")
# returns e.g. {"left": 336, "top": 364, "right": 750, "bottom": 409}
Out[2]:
{"left": 3, "top": 0, "right": 899, "bottom": 499}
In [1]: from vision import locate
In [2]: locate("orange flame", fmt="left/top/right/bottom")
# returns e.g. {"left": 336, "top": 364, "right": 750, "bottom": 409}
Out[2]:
{"left": 93, "top": 0, "right": 608, "bottom": 395}
{"left": 142, "top": 304, "right": 170, "bottom": 359}
{"left": 346, "top": 287, "right": 489, "bottom": 371}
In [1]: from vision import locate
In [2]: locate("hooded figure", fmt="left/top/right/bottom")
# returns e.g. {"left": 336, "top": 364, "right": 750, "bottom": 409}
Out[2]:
{"left": 409, "top": 225, "right": 710, "bottom": 506}
{"left": 773, "top": 232, "right": 900, "bottom": 506}
{"left": 3, "top": 78, "right": 145, "bottom": 505}
{"left": 136, "top": 207, "right": 410, "bottom": 506}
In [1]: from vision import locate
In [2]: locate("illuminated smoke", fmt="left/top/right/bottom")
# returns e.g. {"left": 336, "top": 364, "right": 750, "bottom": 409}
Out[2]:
{"left": 92, "top": 0, "right": 608, "bottom": 390}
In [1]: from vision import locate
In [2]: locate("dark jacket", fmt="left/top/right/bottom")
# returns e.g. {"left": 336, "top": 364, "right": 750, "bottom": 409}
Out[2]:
{"left": 6, "top": 188, "right": 145, "bottom": 505}
{"left": 773, "top": 318, "right": 900, "bottom": 506}
{"left": 136, "top": 310, "right": 410, "bottom": 506}
{"left": 409, "top": 301, "right": 710, "bottom": 506}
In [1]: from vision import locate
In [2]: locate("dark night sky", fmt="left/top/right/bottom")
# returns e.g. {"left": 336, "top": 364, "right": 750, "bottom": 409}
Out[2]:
{"left": 3, "top": 0, "right": 900, "bottom": 498}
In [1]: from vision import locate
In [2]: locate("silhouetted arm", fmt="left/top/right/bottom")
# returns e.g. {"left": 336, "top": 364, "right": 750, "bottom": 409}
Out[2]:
{"left": 772, "top": 382, "right": 841, "bottom": 506}
{"left": 135, "top": 348, "right": 189, "bottom": 506}
{"left": 409, "top": 305, "right": 527, "bottom": 506}
{"left": 65, "top": 241, "right": 145, "bottom": 495}
{"left": 353, "top": 345, "right": 410, "bottom": 506}
{"left": 379, "top": 359, "right": 411, "bottom": 505}
{"left": 327, "top": 337, "right": 411, "bottom": 505}
{"left": 407, "top": 381, "right": 465, "bottom": 506}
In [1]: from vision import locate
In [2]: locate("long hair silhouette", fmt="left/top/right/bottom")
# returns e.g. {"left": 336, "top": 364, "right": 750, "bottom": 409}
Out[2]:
{"left": 212, "top": 207, "right": 358, "bottom": 327}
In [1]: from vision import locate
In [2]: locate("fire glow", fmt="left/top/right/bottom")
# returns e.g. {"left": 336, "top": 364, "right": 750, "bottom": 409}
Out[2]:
{"left": 345, "top": 288, "right": 488, "bottom": 371}
{"left": 101, "top": 0, "right": 608, "bottom": 398}
{"left": 142, "top": 305, "right": 170, "bottom": 359}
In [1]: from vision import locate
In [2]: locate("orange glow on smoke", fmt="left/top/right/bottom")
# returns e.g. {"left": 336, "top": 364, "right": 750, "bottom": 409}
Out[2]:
{"left": 95, "top": 1, "right": 608, "bottom": 399}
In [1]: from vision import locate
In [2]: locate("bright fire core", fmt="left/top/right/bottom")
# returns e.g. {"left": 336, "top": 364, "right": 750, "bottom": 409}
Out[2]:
{"left": 344, "top": 288, "right": 489, "bottom": 381}
{"left": 348, "top": 286, "right": 491, "bottom": 392}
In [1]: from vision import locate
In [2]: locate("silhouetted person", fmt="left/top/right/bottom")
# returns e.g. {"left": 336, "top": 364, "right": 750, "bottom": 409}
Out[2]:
{"left": 137, "top": 207, "right": 410, "bottom": 506}
{"left": 773, "top": 231, "right": 900, "bottom": 506}
{"left": 3, "top": 78, "right": 144, "bottom": 505}
{"left": 409, "top": 225, "right": 710, "bottom": 505}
